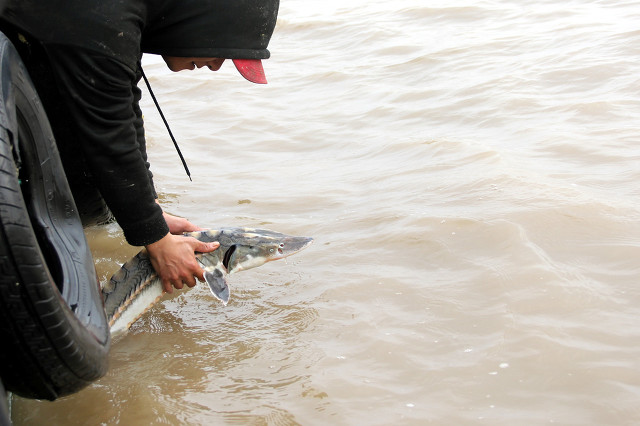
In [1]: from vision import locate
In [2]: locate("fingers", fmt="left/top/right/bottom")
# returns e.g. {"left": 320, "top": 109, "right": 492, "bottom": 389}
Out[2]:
{"left": 160, "top": 262, "right": 199, "bottom": 292}
{"left": 179, "top": 220, "right": 202, "bottom": 233}
{"left": 194, "top": 267, "right": 205, "bottom": 283}
{"left": 162, "top": 276, "right": 197, "bottom": 293}
{"left": 148, "top": 233, "right": 219, "bottom": 293}
{"left": 161, "top": 258, "right": 202, "bottom": 292}
{"left": 194, "top": 240, "right": 220, "bottom": 254}
{"left": 180, "top": 274, "right": 197, "bottom": 288}
{"left": 178, "top": 238, "right": 217, "bottom": 283}
{"left": 162, "top": 211, "right": 203, "bottom": 234}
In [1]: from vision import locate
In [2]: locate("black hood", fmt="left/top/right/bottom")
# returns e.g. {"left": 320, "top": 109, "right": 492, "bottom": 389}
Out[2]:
{"left": 0, "top": 0, "right": 279, "bottom": 67}
{"left": 143, "top": 0, "right": 279, "bottom": 60}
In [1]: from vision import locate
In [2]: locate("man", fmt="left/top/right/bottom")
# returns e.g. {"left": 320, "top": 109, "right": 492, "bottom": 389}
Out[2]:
{"left": 0, "top": 0, "right": 279, "bottom": 292}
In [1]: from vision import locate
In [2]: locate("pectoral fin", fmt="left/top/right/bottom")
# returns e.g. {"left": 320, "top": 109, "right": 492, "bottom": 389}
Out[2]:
{"left": 203, "top": 267, "right": 230, "bottom": 305}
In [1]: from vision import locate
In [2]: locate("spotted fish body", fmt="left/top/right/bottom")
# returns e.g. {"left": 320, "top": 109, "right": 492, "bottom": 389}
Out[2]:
{"left": 103, "top": 227, "right": 313, "bottom": 335}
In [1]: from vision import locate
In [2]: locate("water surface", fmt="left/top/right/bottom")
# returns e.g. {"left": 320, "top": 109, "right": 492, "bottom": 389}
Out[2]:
{"left": 12, "top": 0, "right": 640, "bottom": 424}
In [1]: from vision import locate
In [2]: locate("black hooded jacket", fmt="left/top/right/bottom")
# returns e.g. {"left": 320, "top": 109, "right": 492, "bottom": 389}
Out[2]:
{"left": 0, "top": 0, "right": 278, "bottom": 246}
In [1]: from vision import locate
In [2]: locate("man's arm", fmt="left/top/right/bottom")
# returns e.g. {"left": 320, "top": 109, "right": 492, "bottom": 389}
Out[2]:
{"left": 45, "top": 46, "right": 218, "bottom": 289}
{"left": 46, "top": 46, "right": 169, "bottom": 245}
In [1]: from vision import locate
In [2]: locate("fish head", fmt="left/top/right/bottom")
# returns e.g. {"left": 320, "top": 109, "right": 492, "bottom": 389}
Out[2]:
{"left": 224, "top": 232, "right": 313, "bottom": 273}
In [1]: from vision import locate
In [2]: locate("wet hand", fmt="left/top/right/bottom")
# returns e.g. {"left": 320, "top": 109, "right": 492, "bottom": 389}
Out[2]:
{"left": 162, "top": 211, "right": 202, "bottom": 235}
{"left": 146, "top": 232, "right": 219, "bottom": 293}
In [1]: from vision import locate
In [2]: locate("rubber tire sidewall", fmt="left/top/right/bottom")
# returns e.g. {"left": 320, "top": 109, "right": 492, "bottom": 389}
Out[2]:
{"left": 0, "top": 32, "right": 110, "bottom": 401}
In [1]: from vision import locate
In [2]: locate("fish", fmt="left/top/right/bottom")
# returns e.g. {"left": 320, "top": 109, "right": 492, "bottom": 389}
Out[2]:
{"left": 102, "top": 227, "right": 313, "bottom": 335}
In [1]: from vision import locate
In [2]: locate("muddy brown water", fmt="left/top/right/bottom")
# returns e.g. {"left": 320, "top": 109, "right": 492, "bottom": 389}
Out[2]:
{"left": 11, "top": 0, "right": 640, "bottom": 424}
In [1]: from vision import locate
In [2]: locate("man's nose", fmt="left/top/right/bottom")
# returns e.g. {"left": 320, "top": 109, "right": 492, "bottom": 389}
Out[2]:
{"left": 208, "top": 59, "right": 225, "bottom": 71}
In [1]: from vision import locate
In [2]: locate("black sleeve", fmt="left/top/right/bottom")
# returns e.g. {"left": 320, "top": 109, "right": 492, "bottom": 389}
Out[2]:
{"left": 44, "top": 45, "right": 168, "bottom": 246}
{"left": 132, "top": 64, "right": 158, "bottom": 199}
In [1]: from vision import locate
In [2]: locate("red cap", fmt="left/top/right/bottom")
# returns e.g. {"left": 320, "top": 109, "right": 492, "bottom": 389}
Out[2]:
{"left": 232, "top": 59, "right": 268, "bottom": 84}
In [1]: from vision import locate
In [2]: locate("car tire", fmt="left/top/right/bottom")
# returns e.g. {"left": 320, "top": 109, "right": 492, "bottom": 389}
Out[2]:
{"left": 0, "top": 31, "right": 110, "bottom": 401}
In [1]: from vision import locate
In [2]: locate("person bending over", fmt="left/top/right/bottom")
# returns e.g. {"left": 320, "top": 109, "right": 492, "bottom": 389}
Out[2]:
{"left": 0, "top": 0, "right": 279, "bottom": 292}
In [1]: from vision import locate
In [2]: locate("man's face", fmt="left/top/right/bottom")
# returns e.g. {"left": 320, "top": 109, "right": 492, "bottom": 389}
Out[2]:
{"left": 162, "top": 56, "right": 226, "bottom": 72}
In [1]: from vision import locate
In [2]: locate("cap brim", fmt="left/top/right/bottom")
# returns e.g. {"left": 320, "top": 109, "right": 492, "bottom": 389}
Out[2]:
{"left": 232, "top": 59, "right": 268, "bottom": 84}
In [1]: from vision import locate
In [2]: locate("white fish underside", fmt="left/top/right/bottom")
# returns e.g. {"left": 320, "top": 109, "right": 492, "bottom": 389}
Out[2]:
{"left": 103, "top": 227, "right": 313, "bottom": 335}
{"left": 108, "top": 274, "right": 165, "bottom": 335}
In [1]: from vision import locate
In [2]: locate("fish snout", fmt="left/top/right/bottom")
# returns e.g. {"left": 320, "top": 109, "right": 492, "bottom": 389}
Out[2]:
{"left": 278, "top": 236, "right": 314, "bottom": 258}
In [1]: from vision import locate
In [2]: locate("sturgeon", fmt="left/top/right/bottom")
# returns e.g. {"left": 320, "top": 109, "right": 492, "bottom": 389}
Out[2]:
{"left": 103, "top": 227, "right": 313, "bottom": 335}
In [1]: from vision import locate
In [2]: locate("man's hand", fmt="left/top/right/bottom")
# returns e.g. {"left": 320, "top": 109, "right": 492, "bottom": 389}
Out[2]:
{"left": 162, "top": 210, "right": 201, "bottom": 235}
{"left": 146, "top": 232, "right": 219, "bottom": 293}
